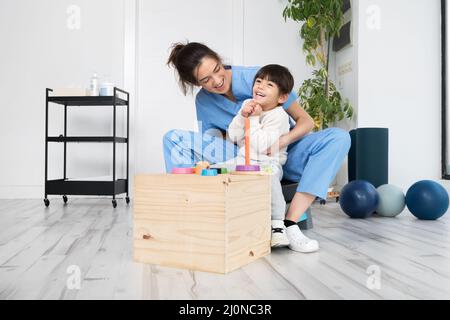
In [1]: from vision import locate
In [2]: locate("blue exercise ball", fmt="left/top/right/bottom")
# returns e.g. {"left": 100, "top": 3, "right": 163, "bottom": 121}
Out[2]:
{"left": 376, "top": 184, "right": 405, "bottom": 217}
{"left": 406, "top": 180, "right": 449, "bottom": 220}
{"left": 339, "top": 180, "right": 379, "bottom": 219}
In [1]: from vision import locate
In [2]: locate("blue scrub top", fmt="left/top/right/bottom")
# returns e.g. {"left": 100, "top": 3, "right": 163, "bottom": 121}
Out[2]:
{"left": 195, "top": 65, "right": 298, "bottom": 135}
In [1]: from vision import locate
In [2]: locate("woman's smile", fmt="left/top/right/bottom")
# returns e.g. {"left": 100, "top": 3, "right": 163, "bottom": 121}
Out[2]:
{"left": 195, "top": 57, "right": 232, "bottom": 95}
{"left": 214, "top": 79, "right": 225, "bottom": 90}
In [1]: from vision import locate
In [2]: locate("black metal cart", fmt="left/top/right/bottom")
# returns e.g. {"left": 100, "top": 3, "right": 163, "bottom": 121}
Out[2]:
{"left": 44, "top": 87, "right": 130, "bottom": 208}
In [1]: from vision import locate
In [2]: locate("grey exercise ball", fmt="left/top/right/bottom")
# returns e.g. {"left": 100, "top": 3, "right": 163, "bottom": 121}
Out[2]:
{"left": 376, "top": 184, "right": 406, "bottom": 217}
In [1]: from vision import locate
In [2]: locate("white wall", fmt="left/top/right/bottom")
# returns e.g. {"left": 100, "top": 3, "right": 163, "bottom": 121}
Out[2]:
{"left": 243, "top": 0, "right": 313, "bottom": 87}
{"left": 332, "top": 0, "right": 442, "bottom": 191}
{"left": 135, "top": 0, "right": 313, "bottom": 174}
{"left": 1, "top": 0, "right": 313, "bottom": 198}
{"left": 333, "top": 0, "right": 360, "bottom": 188}
{"left": 135, "top": 0, "right": 233, "bottom": 174}
{"left": 0, "top": 0, "right": 126, "bottom": 198}
{"left": 1, "top": 0, "right": 442, "bottom": 198}
{"left": 357, "top": 0, "right": 441, "bottom": 189}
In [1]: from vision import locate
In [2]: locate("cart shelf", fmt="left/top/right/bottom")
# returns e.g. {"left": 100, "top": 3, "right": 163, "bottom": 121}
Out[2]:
{"left": 47, "top": 95, "right": 128, "bottom": 106}
{"left": 46, "top": 179, "right": 127, "bottom": 196}
{"left": 47, "top": 136, "right": 128, "bottom": 143}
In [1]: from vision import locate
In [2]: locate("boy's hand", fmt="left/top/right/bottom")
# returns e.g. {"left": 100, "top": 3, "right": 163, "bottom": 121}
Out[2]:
{"left": 241, "top": 100, "right": 256, "bottom": 118}
{"left": 251, "top": 103, "right": 262, "bottom": 116}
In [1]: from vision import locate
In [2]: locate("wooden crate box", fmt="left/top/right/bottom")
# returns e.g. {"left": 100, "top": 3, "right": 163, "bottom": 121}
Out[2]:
{"left": 133, "top": 173, "right": 271, "bottom": 274}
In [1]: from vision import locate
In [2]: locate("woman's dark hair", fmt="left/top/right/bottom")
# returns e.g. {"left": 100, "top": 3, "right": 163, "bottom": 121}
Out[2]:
{"left": 253, "top": 64, "right": 294, "bottom": 95}
{"left": 167, "top": 41, "right": 222, "bottom": 95}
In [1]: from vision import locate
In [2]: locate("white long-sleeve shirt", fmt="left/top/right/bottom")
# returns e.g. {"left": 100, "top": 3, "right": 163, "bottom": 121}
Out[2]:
{"left": 227, "top": 99, "right": 291, "bottom": 165}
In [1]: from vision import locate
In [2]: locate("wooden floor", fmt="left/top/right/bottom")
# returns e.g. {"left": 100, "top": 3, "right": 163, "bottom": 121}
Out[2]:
{"left": 0, "top": 198, "right": 450, "bottom": 300}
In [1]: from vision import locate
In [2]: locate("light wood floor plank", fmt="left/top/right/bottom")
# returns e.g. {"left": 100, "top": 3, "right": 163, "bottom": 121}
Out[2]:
{"left": 0, "top": 199, "right": 449, "bottom": 300}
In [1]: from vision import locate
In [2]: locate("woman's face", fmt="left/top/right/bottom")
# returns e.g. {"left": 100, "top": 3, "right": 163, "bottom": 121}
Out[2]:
{"left": 195, "top": 56, "right": 231, "bottom": 95}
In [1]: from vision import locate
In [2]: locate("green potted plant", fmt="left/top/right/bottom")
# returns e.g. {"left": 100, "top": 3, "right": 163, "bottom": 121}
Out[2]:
{"left": 283, "top": 0, "right": 353, "bottom": 131}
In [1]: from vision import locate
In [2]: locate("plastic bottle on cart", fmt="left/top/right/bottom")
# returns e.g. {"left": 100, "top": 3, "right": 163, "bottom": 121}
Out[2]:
{"left": 89, "top": 72, "right": 99, "bottom": 96}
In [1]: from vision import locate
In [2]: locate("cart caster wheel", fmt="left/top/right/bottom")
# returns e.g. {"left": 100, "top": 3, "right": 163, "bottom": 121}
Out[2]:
{"left": 320, "top": 200, "right": 326, "bottom": 205}
{"left": 44, "top": 199, "right": 50, "bottom": 207}
{"left": 125, "top": 197, "right": 130, "bottom": 204}
{"left": 63, "top": 195, "right": 68, "bottom": 204}
{"left": 112, "top": 200, "right": 117, "bottom": 208}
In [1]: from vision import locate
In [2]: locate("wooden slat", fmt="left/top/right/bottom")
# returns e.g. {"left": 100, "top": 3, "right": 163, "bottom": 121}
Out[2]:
{"left": 1, "top": 199, "right": 450, "bottom": 299}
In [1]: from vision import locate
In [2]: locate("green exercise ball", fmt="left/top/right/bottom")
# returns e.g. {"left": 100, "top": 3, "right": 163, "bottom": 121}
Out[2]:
{"left": 376, "top": 184, "right": 405, "bottom": 217}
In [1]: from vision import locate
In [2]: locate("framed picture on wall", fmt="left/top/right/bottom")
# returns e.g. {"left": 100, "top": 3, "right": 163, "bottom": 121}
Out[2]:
{"left": 342, "top": 0, "right": 351, "bottom": 13}
{"left": 333, "top": 0, "right": 352, "bottom": 52}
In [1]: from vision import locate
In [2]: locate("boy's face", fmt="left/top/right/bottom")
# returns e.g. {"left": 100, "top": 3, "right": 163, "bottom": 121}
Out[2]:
{"left": 252, "top": 77, "right": 288, "bottom": 111}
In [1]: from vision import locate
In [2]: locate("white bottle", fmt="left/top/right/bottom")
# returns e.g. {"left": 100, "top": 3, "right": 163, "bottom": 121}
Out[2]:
{"left": 89, "top": 72, "right": 99, "bottom": 96}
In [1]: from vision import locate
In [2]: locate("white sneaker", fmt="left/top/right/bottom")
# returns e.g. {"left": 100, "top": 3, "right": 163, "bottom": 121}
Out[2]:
{"left": 285, "top": 225, "right": 319, "bottom": 253}
{"left": 271, "top": 220, "right": 290, "bottom": 247}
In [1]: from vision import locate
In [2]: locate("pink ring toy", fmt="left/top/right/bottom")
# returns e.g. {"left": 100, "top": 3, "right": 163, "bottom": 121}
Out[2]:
{"left": 171, "top": 167, "right": 195, "bottom": 174}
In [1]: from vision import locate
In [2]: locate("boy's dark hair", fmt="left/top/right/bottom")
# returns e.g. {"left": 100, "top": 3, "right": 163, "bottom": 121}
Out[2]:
{"left": 253, "top": 64, "right": 294, "bottom": 95}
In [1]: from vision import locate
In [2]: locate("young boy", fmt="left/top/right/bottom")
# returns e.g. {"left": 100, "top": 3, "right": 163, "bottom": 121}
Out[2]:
{"left": 221, "top": 64, "right": 319, "bottom": 253}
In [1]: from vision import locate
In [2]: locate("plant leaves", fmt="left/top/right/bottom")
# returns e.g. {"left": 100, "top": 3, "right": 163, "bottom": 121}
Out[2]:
{"left": 283, "top": 0, "right": 352, "bottom": 130}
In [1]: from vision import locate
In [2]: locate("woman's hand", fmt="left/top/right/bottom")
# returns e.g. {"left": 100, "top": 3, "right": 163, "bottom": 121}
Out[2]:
{"left": 266, "top": 133, "right": 291, "bottom": 156}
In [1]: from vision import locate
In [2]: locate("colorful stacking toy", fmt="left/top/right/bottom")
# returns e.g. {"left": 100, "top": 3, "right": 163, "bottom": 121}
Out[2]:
{"left": 236, "top": 118, "right": 260, "bottom": 173}
{"left": 201, "top": 169, "right": 218, "bottom": 176}
{"left": 195, "top": 161, "right": 210, "bottom": 174}
{"left": 171, "top": 167, "right": 195, "bottom": 174}
{"left": 216, "top": 168, "right": 228, "bottom": 174}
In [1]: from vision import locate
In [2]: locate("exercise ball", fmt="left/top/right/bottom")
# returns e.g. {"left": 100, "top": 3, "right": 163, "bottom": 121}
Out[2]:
{"left": 376, "top": 184, "right": 405, "bottom": 217}
{"left": 406, "top": 180, "right": 449, "bottom": 220}
{"left": 339, "top": 180, "right": 379, "bottom": 219}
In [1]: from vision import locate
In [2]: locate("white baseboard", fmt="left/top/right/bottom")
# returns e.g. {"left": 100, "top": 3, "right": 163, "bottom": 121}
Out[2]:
{"left": 439, "top": 179, "right": 450, "bottom": 192}
{"left": 0, "top": 185, "right": 43, "bottom": 199}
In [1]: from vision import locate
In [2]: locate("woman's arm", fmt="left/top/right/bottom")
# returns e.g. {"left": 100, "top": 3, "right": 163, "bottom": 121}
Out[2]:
{"left": 285, "top": 100, "right": 315, "bottom": 144}
{"left": 266, "top": 100, "right": 315, "bottom": 155}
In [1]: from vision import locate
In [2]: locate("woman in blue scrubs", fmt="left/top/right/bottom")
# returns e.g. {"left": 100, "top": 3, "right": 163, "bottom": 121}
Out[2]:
{"left": 164, "top": 42, "right": 351, "bottom": 253}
